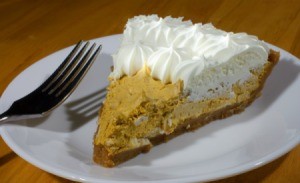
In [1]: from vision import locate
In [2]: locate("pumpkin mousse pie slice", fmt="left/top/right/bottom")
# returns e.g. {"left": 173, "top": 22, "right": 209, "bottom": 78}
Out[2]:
{"left": 93, "top": 15, "right": 279, "bottom": 167}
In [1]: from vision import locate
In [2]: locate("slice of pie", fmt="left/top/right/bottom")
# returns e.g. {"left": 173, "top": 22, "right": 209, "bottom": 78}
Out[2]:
{"left": 93, "top": 15, "right": 279, "bottom": 167}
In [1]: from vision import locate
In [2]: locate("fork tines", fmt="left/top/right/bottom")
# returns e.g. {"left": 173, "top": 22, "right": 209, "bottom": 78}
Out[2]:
{"left": 41, "top": 41, "right": 101, "bottom": 98}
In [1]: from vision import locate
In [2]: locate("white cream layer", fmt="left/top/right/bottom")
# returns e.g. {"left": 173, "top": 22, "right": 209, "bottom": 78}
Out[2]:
{"left": 110, "top": 15, "right": 269, "bottom": 100}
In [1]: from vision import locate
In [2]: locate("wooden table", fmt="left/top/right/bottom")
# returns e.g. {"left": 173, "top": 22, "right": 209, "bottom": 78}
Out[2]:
{"left": 0, "top": 0, "right": 299, "bottom": 182}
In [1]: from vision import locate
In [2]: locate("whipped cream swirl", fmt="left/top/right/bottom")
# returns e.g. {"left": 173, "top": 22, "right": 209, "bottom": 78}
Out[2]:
{"left": 110, "top": 15, "right": 269, "bottom": 88}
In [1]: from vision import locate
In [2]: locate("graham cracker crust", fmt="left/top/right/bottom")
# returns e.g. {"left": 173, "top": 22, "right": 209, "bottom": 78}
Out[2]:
{"left": 94, "top": 50, "right": 280, "bottom": 167}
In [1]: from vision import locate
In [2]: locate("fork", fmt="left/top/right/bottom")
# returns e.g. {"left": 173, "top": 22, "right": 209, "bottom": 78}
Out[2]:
{"left": 0, "top": 41, "right": 101, "bottom": 124}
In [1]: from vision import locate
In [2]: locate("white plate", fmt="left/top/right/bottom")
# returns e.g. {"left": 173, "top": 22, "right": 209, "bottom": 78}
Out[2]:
{"left": 0, "top": 35, "right": 299, "bottom": 183}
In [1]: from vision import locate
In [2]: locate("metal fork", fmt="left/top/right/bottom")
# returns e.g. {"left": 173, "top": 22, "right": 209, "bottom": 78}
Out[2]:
{"left": 0, "top": 41, "right": 101, "bottom": 124}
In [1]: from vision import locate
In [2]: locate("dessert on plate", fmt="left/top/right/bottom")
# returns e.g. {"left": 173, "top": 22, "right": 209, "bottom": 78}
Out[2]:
{"left": 93, "top": 15, "right": 279, "bottom": 167}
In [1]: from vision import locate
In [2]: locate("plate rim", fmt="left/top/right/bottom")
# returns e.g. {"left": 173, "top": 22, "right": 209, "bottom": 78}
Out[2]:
{"left": 0, "top": 34, "right": 299, "bottom": 183}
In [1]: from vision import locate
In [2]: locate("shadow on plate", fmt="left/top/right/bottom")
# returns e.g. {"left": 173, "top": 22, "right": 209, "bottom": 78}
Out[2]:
{"left": 5, "top": 53, "right": 114, "bottom": 132}
{"left": 63, "top": 87, "right": 106, "bottom": 131}
{"left": 253, "top": 58, "right": 300, "bottom": 112}
{"left": 7, "top": 88, "right": 107, "bottom": 132}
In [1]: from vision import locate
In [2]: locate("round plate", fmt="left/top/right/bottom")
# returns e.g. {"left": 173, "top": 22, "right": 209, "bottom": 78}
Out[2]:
{"left": 0, "top": 35, "right": 299, "bottom": 182}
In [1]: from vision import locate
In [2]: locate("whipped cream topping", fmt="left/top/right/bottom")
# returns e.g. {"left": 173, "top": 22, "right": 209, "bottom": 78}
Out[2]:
{"left": 110, "top": 15, "right": 269, "bottom": 94}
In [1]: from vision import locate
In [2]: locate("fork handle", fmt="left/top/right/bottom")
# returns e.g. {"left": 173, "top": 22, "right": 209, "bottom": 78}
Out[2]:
{"left": 0, "top": 111, "right": 10, "bottom": 124}
{"left": 0, "top": 110, "right": 43, "bottom": 124}
{"left": 0, "top": 108, "right": 18, "bottom": 124}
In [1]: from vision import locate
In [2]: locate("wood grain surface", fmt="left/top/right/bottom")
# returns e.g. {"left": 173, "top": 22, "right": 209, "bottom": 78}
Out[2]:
{"left": 0, "top": 0, "right": 299, "bottom": 182}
